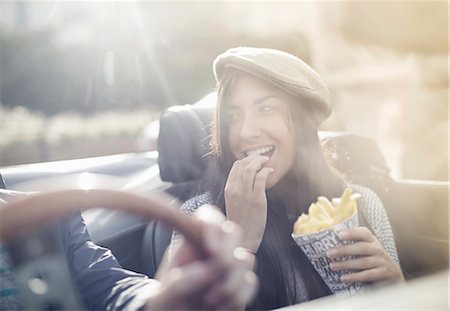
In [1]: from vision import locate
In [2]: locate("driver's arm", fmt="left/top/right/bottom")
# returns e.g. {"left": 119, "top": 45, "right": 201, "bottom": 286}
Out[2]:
{"left": 60, "top": 212, "right": 159, "bottom": 311}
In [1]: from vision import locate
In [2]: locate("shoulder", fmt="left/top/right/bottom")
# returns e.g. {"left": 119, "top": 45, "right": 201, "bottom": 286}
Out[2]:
{"left": 350, "top": 184, "right": 400, "bottom": 262}
{"left": 180, "top": 192, "right": 214, "bottom": 216}
{"left": 350, "top": 184, "right": 383, "bottom": 209}
{"left": 350, "top": 183, "right": 389, "bottom": 229}
{"left": 169, "top": 192, "right": 214, "bottom": 260}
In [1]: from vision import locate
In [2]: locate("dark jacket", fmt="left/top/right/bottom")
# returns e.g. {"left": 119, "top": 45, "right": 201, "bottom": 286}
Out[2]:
{"left": 60, "top": 212, "right": 157, "bottom": 310}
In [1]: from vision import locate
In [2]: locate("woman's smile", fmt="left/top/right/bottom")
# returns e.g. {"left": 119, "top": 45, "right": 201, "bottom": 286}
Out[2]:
{"left": 243, "top": 145, "right": 275, "bottom": 158}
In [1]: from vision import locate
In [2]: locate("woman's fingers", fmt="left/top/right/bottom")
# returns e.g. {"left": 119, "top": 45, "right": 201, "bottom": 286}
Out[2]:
{"left": 224, "top": 157, "right": 270, "bottom": 252}
{"left": 327, "top": 241, "right": 382, "bottom": 259}
{"left": 241, "top": 156, "right": 269, "bottom": 192}
{"left": 339, "top": 260, "right": 404, "bottom": 285}
{"left": 338, "top": 227, "right": 376, "bottom": 243}
{"left": 327, "top": 227, "right": 382, "bottom": 260}
{"left": 340, "top": 267, "right": 390, "bottom": 284}
{"left": 253, "top": 167, "right": 274, "bottom": 194}
{"left": 325, "top": 226, "right": 405, "bottom": 284}
{"left": 330, "top": 256, "right": 382, "bottom": 271}
{"left": 226, "top": 156, "right": 270, "bottom": 194}
{"left": 225, "top": 160, "right": 242, "bottom": 193}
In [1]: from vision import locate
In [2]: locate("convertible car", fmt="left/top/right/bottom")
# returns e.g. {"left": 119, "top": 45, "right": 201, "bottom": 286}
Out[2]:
{"left": 1, "top": 95, "right": 448, "bottom": 309}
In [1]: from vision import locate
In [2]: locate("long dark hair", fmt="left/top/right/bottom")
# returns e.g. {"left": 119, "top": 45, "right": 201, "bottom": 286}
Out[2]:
{"left": 200, "top": 69, "right": 344, "bottom": 309}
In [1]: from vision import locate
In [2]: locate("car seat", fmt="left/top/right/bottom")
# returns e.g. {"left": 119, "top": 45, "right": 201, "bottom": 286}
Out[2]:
{"left": 157, "top": 104, "right": 213, "bottom": 201}
{"left": 141, "top": 104, "right": 214, "bottom": 277}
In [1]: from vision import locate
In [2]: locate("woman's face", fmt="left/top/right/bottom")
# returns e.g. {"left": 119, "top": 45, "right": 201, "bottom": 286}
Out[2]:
{"left": 225, "top": 74, "right": 297, "bottom": 189}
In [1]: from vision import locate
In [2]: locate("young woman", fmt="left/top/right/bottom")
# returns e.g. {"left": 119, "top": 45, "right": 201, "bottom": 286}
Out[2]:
{"left": 170, "top": 47, "right": 404, "bottom": 310}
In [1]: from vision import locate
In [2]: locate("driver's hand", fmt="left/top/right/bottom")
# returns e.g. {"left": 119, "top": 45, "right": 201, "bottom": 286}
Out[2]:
{"left": 145, "top": 205, "right": 258, "bottom": 311}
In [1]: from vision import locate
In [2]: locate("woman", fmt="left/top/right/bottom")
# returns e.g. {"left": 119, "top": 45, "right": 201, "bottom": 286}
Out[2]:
{"left": 170, "top": 47, "right": 404, "bottom": 310}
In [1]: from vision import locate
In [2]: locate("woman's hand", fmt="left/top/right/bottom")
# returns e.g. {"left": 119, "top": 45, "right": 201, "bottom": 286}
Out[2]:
{"left": 326, "top": 227, "right": 405, "bottom": 285}
{"left": 147, "top": 206, "right": 258, "bottom": 311}
{"left": 224, "top": 155, "right": 273, "bottom": 253}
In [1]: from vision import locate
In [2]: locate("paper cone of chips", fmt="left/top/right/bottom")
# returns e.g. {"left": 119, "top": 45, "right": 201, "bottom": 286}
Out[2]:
{"left": 291, "top": 187, "right": 362, "bottom": 296}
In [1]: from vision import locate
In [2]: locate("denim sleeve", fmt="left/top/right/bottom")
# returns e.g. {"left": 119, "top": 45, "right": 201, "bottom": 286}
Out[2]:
{"left": 60, "top": 212, "right": 159, "bottom": 311}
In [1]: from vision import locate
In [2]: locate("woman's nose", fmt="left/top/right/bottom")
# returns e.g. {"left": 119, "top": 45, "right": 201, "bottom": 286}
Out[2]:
{"left": 240, "top": 115, "right": 261, "bottom": 140}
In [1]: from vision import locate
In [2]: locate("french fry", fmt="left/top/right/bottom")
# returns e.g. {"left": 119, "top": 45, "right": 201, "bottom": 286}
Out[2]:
{"left": 317, "top": 196, "right": 335, "bottom": 218}
{"left": 293, "top": 187, "right": 359, "bottom": 236}
{"left": 308, "top": 203, "right": 320, "bottom": 218}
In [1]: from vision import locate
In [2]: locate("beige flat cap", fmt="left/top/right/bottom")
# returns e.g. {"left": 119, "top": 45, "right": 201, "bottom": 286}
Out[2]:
{"left": 213, "top": 47, "right": 331, "bottom": 126}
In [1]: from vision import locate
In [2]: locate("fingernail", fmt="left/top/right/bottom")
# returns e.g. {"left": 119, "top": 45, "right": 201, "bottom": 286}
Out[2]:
{"left": 341, "top": 275, "right": 349, "bottom": 283}
{"left": 326, "top": 249, "right": 337, "bottom": 258}
{"left": 338, "top": 231, "right": 348, "bottom": 239}
{"left": 221, "top": 221, "right": 235, "bottom": 234}
{"left": 329, "top": 263, "right": 337, "bottom": 270}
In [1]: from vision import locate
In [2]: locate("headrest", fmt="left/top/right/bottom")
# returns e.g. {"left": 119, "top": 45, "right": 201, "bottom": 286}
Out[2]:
{"left": 157, "top": 104, "right": 214, "bottom": 183}
{"left": 321, "top": 133, "right": 391, "bottom": 194}
{"left": 321, "top": 133, "right": 390, "bottom": 178}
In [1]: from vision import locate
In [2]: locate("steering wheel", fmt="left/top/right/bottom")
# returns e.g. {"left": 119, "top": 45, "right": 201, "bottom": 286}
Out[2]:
{"left": 0, "top": 189, "right": 203, "bottom": 247}
{"left": 0, "top": 188, "right": 207, "bottom": 310}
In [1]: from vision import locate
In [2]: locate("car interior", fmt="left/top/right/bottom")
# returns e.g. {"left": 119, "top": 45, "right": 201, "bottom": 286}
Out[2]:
{"left": 1, "top": 99, "right": 448, "bottom": 304}
{"left": 133, "top": 102, "right": 448, "bottom": 280}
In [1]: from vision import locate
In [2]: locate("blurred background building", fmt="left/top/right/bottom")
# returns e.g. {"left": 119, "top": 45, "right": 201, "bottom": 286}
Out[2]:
{"left": 0, "top": 0, "right": 448, "bottom": 181}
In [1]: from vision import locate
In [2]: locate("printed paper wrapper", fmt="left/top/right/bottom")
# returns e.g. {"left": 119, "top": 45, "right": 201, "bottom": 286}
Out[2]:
{"left": 291, "top": 212, "right": 361, "bottom": 296}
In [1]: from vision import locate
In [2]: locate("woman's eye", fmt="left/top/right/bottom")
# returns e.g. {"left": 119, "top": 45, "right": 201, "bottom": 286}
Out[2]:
{"left": 227, "top": 111, "right": 241, "bottom": 121}
{"left": 260, "top": 105, "right": 276, "bottom": 113}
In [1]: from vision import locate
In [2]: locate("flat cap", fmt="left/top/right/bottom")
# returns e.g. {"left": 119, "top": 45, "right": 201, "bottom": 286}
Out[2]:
{"left": 213, "top": 47, "right": 331, "bottom": 126}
